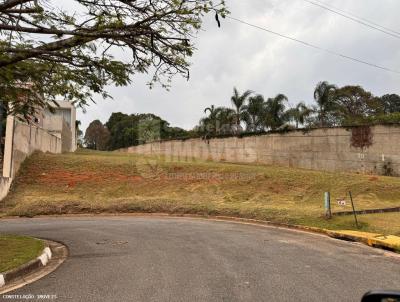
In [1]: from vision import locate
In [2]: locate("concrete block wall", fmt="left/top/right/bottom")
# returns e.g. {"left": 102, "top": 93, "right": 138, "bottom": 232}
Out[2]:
{"left": 119, "top": 125, "right": 400, "bottom": 176}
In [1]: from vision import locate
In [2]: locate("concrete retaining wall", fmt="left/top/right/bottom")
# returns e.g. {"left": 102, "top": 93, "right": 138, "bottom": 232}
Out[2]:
{"left": 7, "top": 118, "right": 61, "bottom": 178}
{"left": 0, "top": 177, "right": 12, "bottom": 201}
{"left": 0, "top": 116, "right": 62, "bottom": 200}
{"left": 119, "top": 125, "right": 400, "bottom": 176}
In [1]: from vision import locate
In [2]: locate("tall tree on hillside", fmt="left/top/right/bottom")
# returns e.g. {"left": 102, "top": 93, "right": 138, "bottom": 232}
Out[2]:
{"left": 84, "top": 120, "right": 110, "bottom": 151}
{"left": 314, "top": 81, "right": 337, "bottom": 127}
{"left": 0, "top": 0, "right": 228, "bottom": 117}
{"left": 379, "top": 94, "right": 400, "bottom": 114}
{"left": 333, "top": 85, "right": 381, "bottom": 125}
{"left": 105, "top": 112, "right": 134, "bottom": 150}
{"left": 105, "top": 112, "right": 187, "bottom": 150}
{"left": 231, "top": 87, "right": 252, "bottom": 133}
{"left": 285, "top": 102, "right": 312, "bottom": 129}
{"left": 264, "top": 94, "right": 288, "bottom": 130}
{"left": 243, "top": 94, "right": 266, "bottom": 132}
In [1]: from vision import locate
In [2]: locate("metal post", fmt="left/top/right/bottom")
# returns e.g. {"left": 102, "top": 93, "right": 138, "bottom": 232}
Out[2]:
{"left": 324, "top": 192, "right": 331, "bottom": 219}
{"left": 349, "top": 191, "right": 359, "bottom": 228}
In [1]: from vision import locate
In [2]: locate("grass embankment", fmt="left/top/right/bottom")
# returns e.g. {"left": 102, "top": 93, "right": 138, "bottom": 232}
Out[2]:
{"left": 1, "top": 149, "right": 399, "bottom": 235}
{"left": 0, "top": 235, "right": 44, "bottom": 272}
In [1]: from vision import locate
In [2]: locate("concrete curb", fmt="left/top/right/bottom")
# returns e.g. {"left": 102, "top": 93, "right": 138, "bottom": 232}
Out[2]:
{"left": 325, "top": 230, "right": 400, "bottom": 252}
{"left": 0, "top": 244, "right": 52, "bottom": 288}
{"left": 208, "top": 215, "right": 400, "bottom": 253}
{"left": 104, "top": 213, "right": 400, "bottom": 253}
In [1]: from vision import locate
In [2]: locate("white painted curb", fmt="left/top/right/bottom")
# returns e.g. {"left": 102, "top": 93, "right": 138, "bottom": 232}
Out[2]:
{"left": 37, "top": 246, "right": 52, "bottom": 266}
{"left": 37, "top": 253, "right": 49, "bottom": 266}
{"left": 0, "top": 246, "right": 52, "bottom": 288}
{"left": 43, "top": 247, "right": 52, "bottom": 259}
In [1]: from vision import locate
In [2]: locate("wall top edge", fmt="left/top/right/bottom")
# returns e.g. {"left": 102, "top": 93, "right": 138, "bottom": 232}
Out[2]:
{"left": 134, "top": 124, "right": 400, "bottom": 146}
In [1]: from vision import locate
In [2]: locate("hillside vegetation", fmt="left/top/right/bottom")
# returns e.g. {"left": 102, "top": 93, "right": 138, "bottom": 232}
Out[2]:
{"left": 1, "top": 149, "right": 399, "bottom": 235}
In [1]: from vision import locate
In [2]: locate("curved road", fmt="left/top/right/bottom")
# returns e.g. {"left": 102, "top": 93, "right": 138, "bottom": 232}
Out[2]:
{"left": 1, "top": 216, "right": 399, "bottom": 302}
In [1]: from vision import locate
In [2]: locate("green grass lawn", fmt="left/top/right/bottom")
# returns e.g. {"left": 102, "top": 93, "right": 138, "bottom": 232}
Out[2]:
{"left": 1, "top": 149, "right": 400, "bottom": 235}
{"left": 0, "top": 235, "right": 44, "bottom": 272}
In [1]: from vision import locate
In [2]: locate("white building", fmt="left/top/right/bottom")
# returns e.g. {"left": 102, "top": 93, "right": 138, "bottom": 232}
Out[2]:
{"left": 39, "top": 100, "right": 77, "bottom": 152}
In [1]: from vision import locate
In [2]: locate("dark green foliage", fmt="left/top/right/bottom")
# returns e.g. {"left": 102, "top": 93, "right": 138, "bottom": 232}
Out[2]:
{"left": 230, "top": 87, "right": 253, "bottom": 133}
{"left": 199, "top": 106, "right": 236, "bottom": 136}
{"left": 313, "top": 81, "right": 338, "bottom": 127}
{"left": 285, "top": 102, "right": 312, "bottom": 129}
{"left": 193, "top": 83, "right": 400, "bottom": 139}
{"left": 379, "top": 94, "right": 400, "bottom": 114}
{"left": 243, "top": 95, "right": 265, "bottom": 132}
{"left": 84, "top": 120, "right": 110, "bottom": 151}
{"left": 264, "top": 94, "right": 288, "bottom": 130}
{"left": 0, "top": 0, "right": 228, "bottom": 118}
{"left": 333, "top": 85, "right": 383, "bottom": 126}
{"left": 103, "top": 112, "right": 190, "bottom": 150}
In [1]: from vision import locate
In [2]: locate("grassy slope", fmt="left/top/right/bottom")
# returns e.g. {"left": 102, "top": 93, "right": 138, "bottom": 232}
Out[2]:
{"left": 0, "top": 235, "right": 44, "bottom": 272}
{"left": 1, "top": 149, "right": 400, "bottom": 235}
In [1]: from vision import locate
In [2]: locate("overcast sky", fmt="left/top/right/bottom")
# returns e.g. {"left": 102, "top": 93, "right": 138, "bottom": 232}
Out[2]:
{"left": 77, "top": 0, "right": 400, "bottom": 132}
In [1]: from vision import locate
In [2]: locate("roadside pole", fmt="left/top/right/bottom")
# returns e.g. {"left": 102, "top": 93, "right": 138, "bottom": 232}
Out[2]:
{"left": 348, "top": 191, "right": 359, "bottom": 228}
{"left": 324, "top": 192, "right": 332, "bottom": 219}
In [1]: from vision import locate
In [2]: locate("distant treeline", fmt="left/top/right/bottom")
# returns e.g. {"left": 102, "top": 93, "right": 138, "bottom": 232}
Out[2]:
{"left": 83, "top": 113, "right": 190, "bottom": 151}
{"left": 84, "top": 81, "right": 400, "bottom": 150}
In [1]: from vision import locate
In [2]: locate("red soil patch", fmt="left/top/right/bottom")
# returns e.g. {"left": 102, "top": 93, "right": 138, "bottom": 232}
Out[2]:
{"left": 37, "top": 170, "right": 144, "bottom": 186}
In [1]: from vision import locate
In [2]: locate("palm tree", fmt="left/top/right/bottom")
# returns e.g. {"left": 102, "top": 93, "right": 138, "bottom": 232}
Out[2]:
{"left": 314, "top": 81, "right": 337, "bottom": 127}
{"left": 204, "top": 105, "right": 217, "bottom": 117}
{"left": 285, "top": 102, "right": 312, "bottom": 129}
{"left": 215, "top": 107, "right": 236, "bottom": 134}
{"left": 264, "top": 94, "right": 288, "bottom": 131}
{"left": 243, "top": 94, "right": 266, "bottom": 132}
{"left": 202, "top": 105, "right": 219, "bottom": 135}
{"left": 231, "top": 87, "right": 252, "bottom": 133}
{"left": 201, "top": 105, "right": 236, "bottom": 135}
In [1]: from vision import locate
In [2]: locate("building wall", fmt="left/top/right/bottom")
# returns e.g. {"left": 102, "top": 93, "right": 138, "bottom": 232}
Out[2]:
{"left": 41, "top": 100, "right": 77, "bottom": 152}
{"left": 119, "top": 125, "right": 400, "bottom": 176}
{"left": 45, "top": 118, "right": 72, "bottom": 153}
{"left": 60, "top": 119, "right": 72, "bottom": 153}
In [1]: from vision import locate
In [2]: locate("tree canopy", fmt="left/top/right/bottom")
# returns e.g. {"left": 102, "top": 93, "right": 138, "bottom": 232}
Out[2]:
{"left": 104, "top": 112, "right": 189, "bottom": 150}
{"left": 84, "top": 119, "right": 110, "bottom": 150}
{"left": 0, "top": 0, "right": 228, "bottom": 116}
{"left": 195, "top": 83, "right": 400, "bottom": 138}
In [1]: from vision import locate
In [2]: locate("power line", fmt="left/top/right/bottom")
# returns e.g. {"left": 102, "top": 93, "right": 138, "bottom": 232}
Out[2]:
{"left": 226, "top": 16, "right": 400, "bottom": 75}
{"left": 303, "top": 0, "right": 400, "bottom": 40}
{"left": 306, "top": 0, "right": 400, "bottom": 36}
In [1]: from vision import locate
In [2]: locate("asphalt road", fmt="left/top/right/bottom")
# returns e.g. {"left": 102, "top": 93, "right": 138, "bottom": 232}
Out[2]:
{"left": 0, "top": 217, "right": 399, "bottom": 302}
